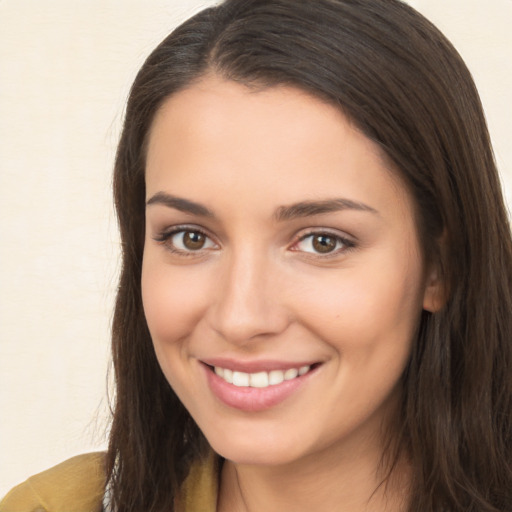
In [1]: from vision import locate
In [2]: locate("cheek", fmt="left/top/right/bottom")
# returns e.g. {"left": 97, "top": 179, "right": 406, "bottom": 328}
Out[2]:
{"left": 141, "top": 257, "right": 208, "bottom": 348}
{"left": 140, "top": 257, "right": 212, "bottom": 402}
{"left": 295, "top": 254, "right": 425, "bottom": 358}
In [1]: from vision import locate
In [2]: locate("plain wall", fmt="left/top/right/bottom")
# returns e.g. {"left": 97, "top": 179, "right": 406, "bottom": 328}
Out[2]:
{"left": 1, "top": 0, "right": 511, "bottom": 496}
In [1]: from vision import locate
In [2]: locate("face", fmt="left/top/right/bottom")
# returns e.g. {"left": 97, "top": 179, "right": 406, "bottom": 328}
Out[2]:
{"left": 142, "top": 75, "right": 438, "bottom": 467}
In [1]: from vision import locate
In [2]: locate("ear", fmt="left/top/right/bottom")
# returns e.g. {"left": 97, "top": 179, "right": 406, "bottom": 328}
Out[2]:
{"left": 422, "top": 265, "right": 446, "bottom": 313}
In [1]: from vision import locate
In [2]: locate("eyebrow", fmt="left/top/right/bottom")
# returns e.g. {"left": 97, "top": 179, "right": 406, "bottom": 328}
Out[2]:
{"left": 146, "top": 192, "right": 214, "bottom": 217}
{"left": 274, "top": 198, "right": 378, "bottom": 221}
{"left": 146, "top": 192, "right": 378, "bottom": 220}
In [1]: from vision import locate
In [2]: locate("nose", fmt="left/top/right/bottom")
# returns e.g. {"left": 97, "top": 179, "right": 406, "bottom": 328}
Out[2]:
{"left": 207, "top": 248, "right": 290, "bottom": 345}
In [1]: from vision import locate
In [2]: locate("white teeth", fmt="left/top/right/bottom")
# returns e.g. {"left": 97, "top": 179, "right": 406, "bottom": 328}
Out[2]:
{"left": 298, "top": 365, "right": 309, "bottom": 376}
{"left": 269, "top": 370, "right": 285, "bottom": 385}
{"left": 223, "top": 368, "right": 233, "bottom": 384}
{"left": 284, "top": 368, "right": 298, "bottom": 380}
{"left": 250, "top": 371, "right": 269, "bottom": 388}
{"left": 232, "top": 371, "right": 250, "bottom": 387}
{"left": 213, "top": 365, "right": 311, "bottom": 388}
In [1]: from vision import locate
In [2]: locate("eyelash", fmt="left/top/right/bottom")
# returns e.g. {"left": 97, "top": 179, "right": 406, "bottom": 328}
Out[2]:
{"left": 153, "top": 226, "right": 356, "bottom": 258}
{"left": 291, "top": 230, "right": 356, "bottom": 257}
{"left": 153, "top": 226, "right": 217, "bottom": 257}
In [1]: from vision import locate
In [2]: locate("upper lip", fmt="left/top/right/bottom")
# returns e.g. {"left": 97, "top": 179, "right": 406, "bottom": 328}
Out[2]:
{"left": 200, "top": 357, "right": 320, "bottom": 373}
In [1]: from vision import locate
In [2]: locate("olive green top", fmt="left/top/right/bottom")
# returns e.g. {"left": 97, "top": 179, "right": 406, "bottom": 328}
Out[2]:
{"left": 0, "top": 451, "right": 218, "bottom": 512}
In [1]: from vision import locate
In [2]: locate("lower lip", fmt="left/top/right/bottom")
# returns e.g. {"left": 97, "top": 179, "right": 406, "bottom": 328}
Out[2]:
{"left": 203, "top": 365, "right": 315, "bottom": 412}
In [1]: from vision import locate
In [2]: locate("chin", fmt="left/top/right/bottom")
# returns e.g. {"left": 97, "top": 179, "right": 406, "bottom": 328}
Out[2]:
{"left": 202, "top": 423, "right": 312, "bottom": 467}
{"left": 213, "top": 443, "right": 303, "bottom": 467}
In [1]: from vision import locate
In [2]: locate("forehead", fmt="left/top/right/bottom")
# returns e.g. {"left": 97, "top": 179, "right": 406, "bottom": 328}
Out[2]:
{"left": 147, "top": 77, "right": 354, "bottom": 157}
{"left": 145, "top": 75, "right": 412, "bottom": 222}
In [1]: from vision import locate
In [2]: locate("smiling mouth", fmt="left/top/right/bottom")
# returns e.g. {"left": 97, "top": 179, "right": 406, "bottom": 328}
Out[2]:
{"left": 208, "top": 364, "right": 318, "bottom": 389}
{"left": 203, "top": 361, "right": 322, "bottom": 411}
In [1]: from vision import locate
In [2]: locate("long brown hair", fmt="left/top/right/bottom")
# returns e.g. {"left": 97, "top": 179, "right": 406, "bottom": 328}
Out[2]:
{"left": 107, "top": 1, "right": 512, "bottom": 510}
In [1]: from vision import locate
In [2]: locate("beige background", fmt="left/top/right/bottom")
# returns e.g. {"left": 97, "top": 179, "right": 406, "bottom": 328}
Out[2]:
{"left": 1, "top": 0, "right": 511, "bottom": 496}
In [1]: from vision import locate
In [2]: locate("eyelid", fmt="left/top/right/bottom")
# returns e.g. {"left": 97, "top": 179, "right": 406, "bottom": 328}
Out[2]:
{"left": 290, "top": 228, "right": 356, "bottom": 256}
{"left": 152, "top": 224, "right": 355, "bottom": 258}
{"left": 152, "top": 224, "right": 219, "bottom": 254}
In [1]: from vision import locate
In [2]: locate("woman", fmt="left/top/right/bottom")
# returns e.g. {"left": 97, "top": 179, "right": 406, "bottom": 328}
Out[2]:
{"left": 2, "top": 0, "right": 511, "bottom": 510}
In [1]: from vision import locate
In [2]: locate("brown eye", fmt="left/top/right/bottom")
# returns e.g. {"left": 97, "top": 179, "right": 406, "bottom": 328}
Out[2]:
{"left": 294, "top": 232, "right": 353, "bottom": 256}
{"left": 164, "top": 229, "right": 217, "bottom": 253}
{"left": 183, "top": 231, "right": 206, "bottom": 250}
{"left": 312, "top": 234, "right": 338, "bottom": 253}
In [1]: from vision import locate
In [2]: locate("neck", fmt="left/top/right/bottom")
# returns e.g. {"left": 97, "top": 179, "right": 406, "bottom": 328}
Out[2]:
{"left": 217, "top": 432, "right": 410, "bottom": 512}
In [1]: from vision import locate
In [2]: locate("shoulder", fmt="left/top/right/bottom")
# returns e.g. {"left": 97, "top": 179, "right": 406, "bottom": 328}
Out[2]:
{"left": 0, "top": 452, "right": 106, "bottom": 512}
{"left": 177, "top": 450, "right": 220, "bottom": 512}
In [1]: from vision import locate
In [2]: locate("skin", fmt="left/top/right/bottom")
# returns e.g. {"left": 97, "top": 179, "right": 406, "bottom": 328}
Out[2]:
{"left": 142, "top": 75, "right": 441, "bottom": 511}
